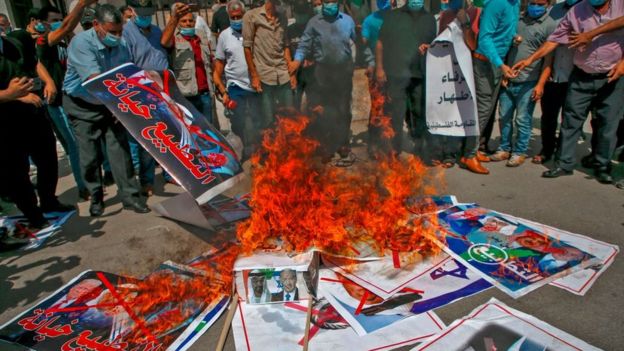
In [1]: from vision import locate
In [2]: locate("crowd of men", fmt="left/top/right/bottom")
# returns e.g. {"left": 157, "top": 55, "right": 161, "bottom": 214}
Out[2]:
{"left": 1, "top": 0, "right": 623, "bottom": 239}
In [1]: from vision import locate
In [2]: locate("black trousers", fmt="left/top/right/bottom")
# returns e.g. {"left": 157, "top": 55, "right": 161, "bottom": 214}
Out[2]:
{"left": 385, "top": 76, "right": 425, "bottom": 154}
{"left": 63, "top": 95, "right": 141, "bottom": 203}
{"left": 557, "top": 68, "right": 624, "bottom": 171}
{"left": 539, "top": 81, "right": 569, "bottom": 158}
{"left": 307, "top": 62, "right": 354, "bottom": 156}
{"left": 0, "top": 102, "right": 58, "bottom": 223}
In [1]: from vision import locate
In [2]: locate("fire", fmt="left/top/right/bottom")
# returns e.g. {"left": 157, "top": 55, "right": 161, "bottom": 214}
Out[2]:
{"left": 369, "top": 82, "right": 395, "bottom": 140}
{"left": 237, "top": 109, "right": 444, "bottom": 258}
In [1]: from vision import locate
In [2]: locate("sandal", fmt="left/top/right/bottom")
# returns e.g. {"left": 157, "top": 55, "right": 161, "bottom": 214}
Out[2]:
{"left": 532, "top": 154, "right": 550, "bottom": 164}
{"left": 442, "top": 158, "right": 455, "bottom": 168}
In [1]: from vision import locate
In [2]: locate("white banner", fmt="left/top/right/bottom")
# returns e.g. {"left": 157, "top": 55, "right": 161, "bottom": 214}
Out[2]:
{"left": 425, "top": 21, "right": 479, "bottom": 137}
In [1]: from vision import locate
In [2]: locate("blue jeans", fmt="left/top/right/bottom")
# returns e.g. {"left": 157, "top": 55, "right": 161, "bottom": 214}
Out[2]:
{"left": 497, "top": 81, "right": 537, "bottom": 156}
{"left": 187, "top": 92, "right": 213, "bottom": 124}
{"left": 227, "top": 84, "right": 262, "bottom": 159}
{"left": 128, "top": 133, "right": 156, "bottom": 186}
{"left": 47, "top": 105, "right": 86, "bottom": 191}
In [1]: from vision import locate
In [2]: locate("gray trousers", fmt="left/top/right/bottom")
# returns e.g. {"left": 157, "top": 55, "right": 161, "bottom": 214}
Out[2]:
{"left": 557, "top": 68, "right": 624, "bottom": 171}
{"left": 464, "top": 58, "right": 502, "bottom": 157}
{"left": 63, "top": 94, "right": 141, "bottom": 203}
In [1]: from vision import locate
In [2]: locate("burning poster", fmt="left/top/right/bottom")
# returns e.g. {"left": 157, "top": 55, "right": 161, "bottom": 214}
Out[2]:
{"left": 425, "top": 21, "right": 479, "bottom": 136}
{"left": 82, "top": 63, "right": 243, "bottom": 204}
{"left": 503, "top": 214, "right": 619, "bottom": 296}
{"left": 406, "top": 195, "right": 458, "bottom": 217}
{"left": 0, "top": 269, "right": 228, "bottom": 351}
{"left": 413, "top": 298, "right": 601, "bottom": 351}
{"left": 231, "top": 297, "right": 445, "bottom": 351}
{"left": 0, "top": 211, "right": 75, "bottom": 250}
{"left": 436, "top": 204, "right": 600, "bottom": 298}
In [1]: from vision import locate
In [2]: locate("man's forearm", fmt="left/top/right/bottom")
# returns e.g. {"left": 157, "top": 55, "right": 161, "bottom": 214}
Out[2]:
{"left": 375, "top": 40, "right": 383, "bottom": 70}
{"left": 48, "top": 0, "right": 89, "bottom": 45}
{"left": 0, "top": 89, "right": 14, "bottom": 103}
{"left": 161, "top": 17, "right": 179, "bottom": 48}
{"left": 537, "top": 54, "right": 553, "bottom": 88}
{"left": 37, "top": 62, "right": 55, "bottom": 87}
{"left": 244, "top": 47, "right": 259, "bottom": 78}
{"left": 213, "top": 60, "right": 227, "bottom": 95}
{"left": 527, "top": 41, "right": 559, "bottom": 65}
{"left": 586, "top": 15, "right": 624, "bottom": 39}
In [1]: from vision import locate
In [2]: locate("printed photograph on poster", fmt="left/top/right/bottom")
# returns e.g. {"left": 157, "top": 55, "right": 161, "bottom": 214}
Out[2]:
{"left": 0, "top": 211, "right": 75, "bottom": 250}
{"left": 413, "top": 298, "right": 601, "bottom": 351}
{"left": 82, "top": 63, "right": 243, "bottom": 204}
{"left": 499, "top": 213, "right": 619, "bottom": 296}
{"left": 239, "top": 267, "right": 314, "bottom": 304}
{"left": 436, "top": 204, "right": 600, "bottom": 298}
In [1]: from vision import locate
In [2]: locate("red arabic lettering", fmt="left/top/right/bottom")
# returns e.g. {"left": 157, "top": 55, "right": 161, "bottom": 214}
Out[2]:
{"left": 118, "top": 90, "right": 153, "bottom": 120}
{"left": 103, "top": 74, "right": 129, "bottom": 96}
{"left": 141, "top": 122, "right": 214, "bottom": 182}
{"left": 18, "top": 310, "right": 74, "bottom": 341}
{"left": 61, "top": 330, "right": 129, "bottom": 351}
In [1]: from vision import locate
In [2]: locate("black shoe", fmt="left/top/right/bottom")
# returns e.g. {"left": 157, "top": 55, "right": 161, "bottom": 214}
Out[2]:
{"left": 89, "top": 201, "right": 105, "bottom": 217}
{"left": 595, "top": 170, "right": 613, "bottom": 184}
{"left": 581, "top": 154, "right": 599, "bottom": 168}
{"left": 103, "top": 171, "right": 115, "bottom": 186}
{"left": 41, "top": 201, "right": 76, "bottom": 213}
{"left": 542, "top": 167, "right": 573, "bottom": 178}
{"left": 122, "top": 200, "right": 151, "bottom": 214}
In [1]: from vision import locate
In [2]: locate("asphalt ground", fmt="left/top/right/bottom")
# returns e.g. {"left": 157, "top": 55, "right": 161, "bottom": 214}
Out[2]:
{"left": 1, "top": 69, "right": 623, "bottom": 350}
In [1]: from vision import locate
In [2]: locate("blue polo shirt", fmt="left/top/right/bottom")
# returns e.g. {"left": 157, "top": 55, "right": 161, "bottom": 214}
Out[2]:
{"left": 123, "top": 20, "right": 168, "bottom": 71}
{"left": 294, "top": 12, "right": 356, "bottom": 65}
{"left": 475, "top": 0, "right": 520, "bottom": 67}
{"left": 63, "top": 28, "right": 131, "bottom": 104}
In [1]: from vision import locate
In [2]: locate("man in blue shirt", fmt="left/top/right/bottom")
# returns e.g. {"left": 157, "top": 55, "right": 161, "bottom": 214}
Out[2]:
{"left": 122, "top": 0, "right": 169, "bottom": 196}
{"left": 459, "top": 0, "right": 520, "bottom": 175}
{"left": 289, "top": 0, "right": 357, "bottom": 166}
{"left": 63, "top": 4, "right": 149, "bottom": 217}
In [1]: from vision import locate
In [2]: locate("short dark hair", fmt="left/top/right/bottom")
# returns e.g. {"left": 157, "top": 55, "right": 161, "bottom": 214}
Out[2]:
{"left": 38, "top": 6, "right": 62, "bottom": 21}
{"left": 94, "top": 4, "right": 123, "bottom": 24}
{"left": 118, "top": 5, "right": 132, "bottom": 13}
{"left": 26, "top": 8, "right": 41, "bottom": 22}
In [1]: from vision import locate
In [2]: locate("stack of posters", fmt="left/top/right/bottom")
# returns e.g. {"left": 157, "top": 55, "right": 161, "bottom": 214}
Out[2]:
{"left": 0, "top": 211, "right": 75, "bottom": 250}
{"left": 413, "top": 298, "right": 601, "bottom": 350}
{"left": 435, "top": 204, "right": 602, "bottom": 298}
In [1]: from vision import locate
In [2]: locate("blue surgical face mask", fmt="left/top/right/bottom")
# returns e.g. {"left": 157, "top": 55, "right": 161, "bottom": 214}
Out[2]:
{"left": 441, "top": 2, "right": 450, "bottom": 10}
{"left": 180, "top": 27, "right": 196, "bottom": 36}
{"left": 589, "top": 0, "right": 606, "bottom": 6}
{"left": 565, "top": 0, "right": 580, "bottom": 5}
{"left": 49, "top": 21, "right": 62, "bottom": 31}
{"left": 376, "top": 0, "right": 391, "bottom": 11}
{"left": 527, "top": 4, "right": 546, "bottom": 18}
{"left": 134, "top": 15, "right": 152, "bottom": 28}
{"left": 313, "top": 4, "right": 323, "bottom": 14}
{"left": 322, "top": 2, "right": 339, "bottom": 17}
{"left": 101, "top": 32, "right": 121, "bottom": 47}
{"left": 449, "top": 0, "right": 463, "bottom": 10}
{"left": 407, "top": 0, "right": 424, "bottom": 10}
{"left": 230, "top": 19, "right": 243, "bottom": 31}
{"left": 34, "top": 22, "right": 46, "bottom": 33}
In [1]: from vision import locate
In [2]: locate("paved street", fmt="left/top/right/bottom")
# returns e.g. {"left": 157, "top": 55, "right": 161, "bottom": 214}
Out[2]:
{"left": 1, "top": 70, "right": 623, "bottom": 350}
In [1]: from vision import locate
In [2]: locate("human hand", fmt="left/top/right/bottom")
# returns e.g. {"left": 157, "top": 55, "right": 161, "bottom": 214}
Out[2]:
{"left": 222, "top": 93, "right": 231, "bottom": 106}
{"left": 607, "top": 59, "right": 624, "bottom": 83}
{"left": 501, "top": 64, "right": 518, "bottom": 79}
{"left": 43, "top": 83, "right": 57, "bottom": 104}
{"left": 5, "top": 77, "right": 34, "bottom": 100}
{"left": 250, "top": 75, "right": 263, "bottom": 92}
{"left": 290, "top": 74, "right": 297, "bottom": 90}
{"left": 501, "top": 78, "right": 508, "bottom": 88}
{"left": 418, "top": 43, "right": 430, "bottom": 55}
{"left": 375, "top": 67, "right": 387, "bottom": 85}
{"left": 288, "top": 60, "right": 301, "bottom": 75}
{"left": 569, "top": 31, "right": 592, "bottom": 50}
{"left": 172, "top": 3, "right": 191, "bottom": 21}
{"left": 531, "top": 84, "right": 544, "bottom": 101}
{"left": 18, "top": 93, "right": 44, "bottom": 107}
{"left": 512, "top": 58, "right": 531, "bottom": 72}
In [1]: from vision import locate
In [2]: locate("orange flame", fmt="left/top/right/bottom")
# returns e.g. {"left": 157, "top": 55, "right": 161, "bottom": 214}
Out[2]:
{"left": 237, "top": 111, "right": 443, "bottom": 258}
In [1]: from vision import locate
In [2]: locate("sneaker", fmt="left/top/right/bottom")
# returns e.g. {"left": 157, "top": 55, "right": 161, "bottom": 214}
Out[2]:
{"left": 489, "top": 151, "right": 511, "bottom": 162}
{"left": 506, "top": 155, "right": 526, "bottom": 167}
{"left": 334, "top": 152, "right": 356, "bottom": 167}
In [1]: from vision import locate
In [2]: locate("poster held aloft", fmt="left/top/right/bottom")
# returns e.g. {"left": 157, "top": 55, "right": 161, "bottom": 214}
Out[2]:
{"left": 82, "top": 63, "right": 243, "bottom": 205}
{"left": 425, "top": 21, "right": 479, "bottom": 137}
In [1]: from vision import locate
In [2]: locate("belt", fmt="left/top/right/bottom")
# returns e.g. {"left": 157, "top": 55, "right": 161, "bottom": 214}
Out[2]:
{"left": 574, "top": 67, "right": 608, "bottom": 78}
{"left": 472, "top": 52, "right": 489, "bottom": 62}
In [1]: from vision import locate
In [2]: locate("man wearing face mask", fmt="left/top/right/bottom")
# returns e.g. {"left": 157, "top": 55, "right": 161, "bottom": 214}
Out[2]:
{"left": 375, "top": 0, "right": 436, "bottom": 156}
{"left": 514, "top": 0, "right": 624, "bottom": 184}
{"left": 122, "top": 0, "right": 169, "bottom": 197}
{"left": 488, "top": 0, "right": 556, "bottom": 167}
{"left": 242, "top": 0, "right": 295, "bottom": 132}
{"left": 213, "top": 1, "right": 261, "bottom": 160}
{"left": 530, "top": 0, "right": 581, "bottom": 165}
{"left": 35, "top": 2, "right": 98, "bottom": 202}
{"left": 63, "top": 4, "right": 149, "bottom": 217}
{"left": 289, "top": 0, "right": 357, "bottom": 166}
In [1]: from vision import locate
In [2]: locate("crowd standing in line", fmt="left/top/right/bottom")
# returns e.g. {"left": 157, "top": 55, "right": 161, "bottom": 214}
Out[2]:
{"left": 1, "top": 0, "right": 623, "bottom": 243}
